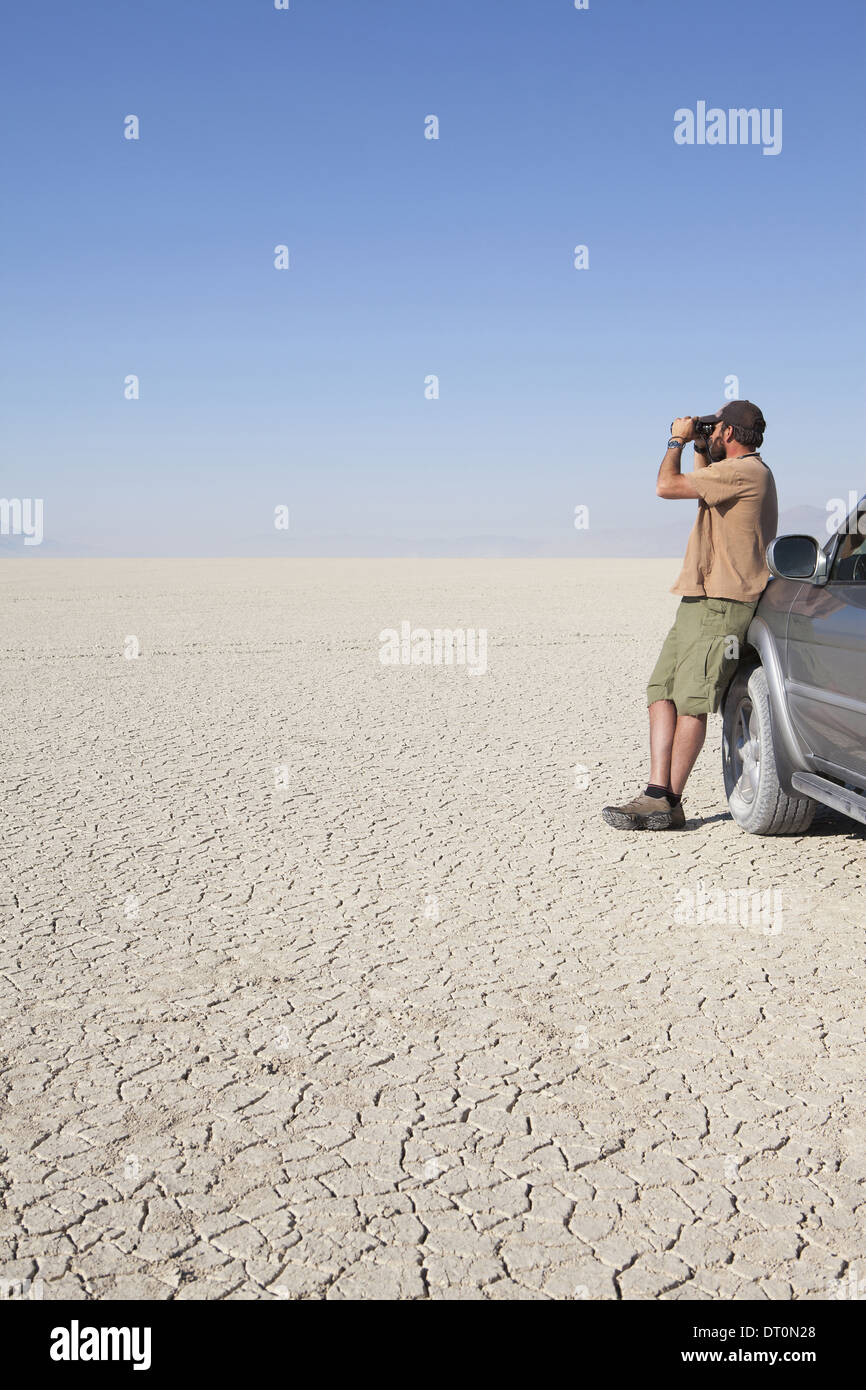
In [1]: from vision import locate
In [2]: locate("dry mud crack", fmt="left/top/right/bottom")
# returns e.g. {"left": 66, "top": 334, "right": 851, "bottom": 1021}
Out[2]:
{"left": 0, "top": 558, "right": 864, "bottom": 1301}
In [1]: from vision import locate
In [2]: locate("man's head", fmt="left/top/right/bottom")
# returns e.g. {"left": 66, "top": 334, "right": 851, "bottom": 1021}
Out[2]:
{"left": 697, "top": 401, "right": 766, "bottom": 462}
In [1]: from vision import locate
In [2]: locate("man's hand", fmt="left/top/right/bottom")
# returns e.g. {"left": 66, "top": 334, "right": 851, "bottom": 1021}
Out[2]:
{"left": 670, "top": 415, "right": 696, "bottom": 443}
{"left": 657, "top": 416, "right": 701, "bottom": 498}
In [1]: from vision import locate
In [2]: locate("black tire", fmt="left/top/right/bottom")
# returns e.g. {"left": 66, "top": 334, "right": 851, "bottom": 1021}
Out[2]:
{"left": 722, "top": 665, "right": 816, "bottom": 835}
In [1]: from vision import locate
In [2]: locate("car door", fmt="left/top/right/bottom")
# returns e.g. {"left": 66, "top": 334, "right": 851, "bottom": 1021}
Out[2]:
{"left": 785, "top": 497, "right": 866, "bottom": 786}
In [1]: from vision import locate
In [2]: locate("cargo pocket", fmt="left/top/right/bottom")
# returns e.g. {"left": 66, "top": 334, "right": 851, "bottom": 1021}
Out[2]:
{"left": 703, "top": 633, "right": 740, "bottom": 713}
{"left": 700, "top": 597, "right": 730, "bottom": 626}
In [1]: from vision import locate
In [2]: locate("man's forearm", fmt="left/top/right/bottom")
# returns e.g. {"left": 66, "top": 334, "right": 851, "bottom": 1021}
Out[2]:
{"left": 693, "top": 442, "right": 710, "bottom": 471}
{"left": 656, "top": 441, "right": 686, "bottom": 492}
{"left": 656, "top": 416, "right": 703, "bottom": 499}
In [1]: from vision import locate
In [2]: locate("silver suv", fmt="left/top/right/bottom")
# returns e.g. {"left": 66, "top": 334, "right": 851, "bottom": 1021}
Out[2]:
{"left": 722, "top": 493, "right": 866, "bottom": 834}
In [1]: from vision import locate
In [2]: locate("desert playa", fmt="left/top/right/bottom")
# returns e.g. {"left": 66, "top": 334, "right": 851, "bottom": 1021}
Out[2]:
{"left": 1, "top": 557, "right": 864, "bottom": 1300}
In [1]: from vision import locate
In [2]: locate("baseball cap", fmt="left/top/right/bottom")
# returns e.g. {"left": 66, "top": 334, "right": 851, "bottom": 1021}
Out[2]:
{"left": 695, "top": 400, "right": 766, "bottom": 432}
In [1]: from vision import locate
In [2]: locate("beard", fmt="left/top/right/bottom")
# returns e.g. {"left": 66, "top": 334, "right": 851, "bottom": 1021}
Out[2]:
{"left": 708, "top": 435, "right": 726, "bottom": 462}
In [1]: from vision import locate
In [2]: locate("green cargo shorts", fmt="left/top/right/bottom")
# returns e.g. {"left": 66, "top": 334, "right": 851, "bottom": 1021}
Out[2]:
{"left": 646, "top": 596, "right": 757, "bottom": 716}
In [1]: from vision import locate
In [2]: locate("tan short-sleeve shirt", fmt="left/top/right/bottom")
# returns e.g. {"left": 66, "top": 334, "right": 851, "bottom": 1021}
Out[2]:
{"left": 671, "top": 455, "right": 778, "bottom": 601}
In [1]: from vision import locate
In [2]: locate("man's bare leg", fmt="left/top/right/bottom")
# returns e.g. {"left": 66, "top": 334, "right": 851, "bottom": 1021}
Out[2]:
{"left": 648, "top": 699, "right": 677, "bottom": 788}
{"left": 602, "top": 700, "right": 701, "bottom": 830}
{"left": 669, "top": 713, "right": 707, "bottom": 796}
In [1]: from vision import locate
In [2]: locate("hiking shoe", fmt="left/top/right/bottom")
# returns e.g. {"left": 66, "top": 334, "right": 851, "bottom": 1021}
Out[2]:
{"left": 602, "top": 792, "right": 685, "bottom": 831}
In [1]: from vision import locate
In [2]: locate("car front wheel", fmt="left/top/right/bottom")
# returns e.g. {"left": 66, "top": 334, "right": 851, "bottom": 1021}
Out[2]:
{"left": 722, "top": 665, "right": 816, "bottom": 835}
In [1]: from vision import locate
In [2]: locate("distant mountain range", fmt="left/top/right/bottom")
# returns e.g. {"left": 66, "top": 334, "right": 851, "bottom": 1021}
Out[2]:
{"left": 0, "top": 507, "right": 835, "bottom": 559}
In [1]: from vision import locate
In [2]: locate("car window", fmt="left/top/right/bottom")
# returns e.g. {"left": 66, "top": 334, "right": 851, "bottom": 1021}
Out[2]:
{"left": 829, "top": 503, "right": 866, "bottom": 582}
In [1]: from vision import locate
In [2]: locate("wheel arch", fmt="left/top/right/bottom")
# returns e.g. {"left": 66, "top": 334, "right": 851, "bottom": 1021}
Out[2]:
{"left": 729, "top": 615, "right": 811, "bottom": 795}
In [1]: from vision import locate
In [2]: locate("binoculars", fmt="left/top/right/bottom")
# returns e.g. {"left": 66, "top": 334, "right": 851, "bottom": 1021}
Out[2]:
{"left": 670, "top": 418, "right": 715, "bottom": 438}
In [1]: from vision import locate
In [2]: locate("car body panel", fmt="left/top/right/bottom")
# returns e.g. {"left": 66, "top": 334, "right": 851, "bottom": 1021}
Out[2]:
{"left": 743, "top": 612, "right": 809, "bottom": 794}
{"left": 786, "top": 581, "right": 866, "bottom": 785}
{"left": 732, "top": 494, "right": 866, "bottom": 815}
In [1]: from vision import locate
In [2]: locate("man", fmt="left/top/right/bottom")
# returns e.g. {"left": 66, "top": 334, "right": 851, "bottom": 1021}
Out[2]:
{"left": 602, "top": 400, "right": 778, "bottom": 831}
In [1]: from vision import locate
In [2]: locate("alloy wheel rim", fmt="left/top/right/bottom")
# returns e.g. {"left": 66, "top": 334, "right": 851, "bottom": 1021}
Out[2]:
{"left": 732, "top": 697, "right": 760, "bottom": 803}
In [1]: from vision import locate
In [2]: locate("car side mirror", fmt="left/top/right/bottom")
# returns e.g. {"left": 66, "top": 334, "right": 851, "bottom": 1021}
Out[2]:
{"left": 766, "top": 534, "right": 829, "bottom": 585}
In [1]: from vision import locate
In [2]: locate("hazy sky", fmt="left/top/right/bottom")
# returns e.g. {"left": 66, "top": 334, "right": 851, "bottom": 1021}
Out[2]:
{"left": 2, "top": 0, "right": 864, "bottom": 555}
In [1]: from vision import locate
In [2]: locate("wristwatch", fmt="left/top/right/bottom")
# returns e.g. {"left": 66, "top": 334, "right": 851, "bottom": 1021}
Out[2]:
{"left": 694, "top": 443, "right": 709, "bottom": 455}
{"left": 667, "top": 437, "right": 686, "bottom": 450}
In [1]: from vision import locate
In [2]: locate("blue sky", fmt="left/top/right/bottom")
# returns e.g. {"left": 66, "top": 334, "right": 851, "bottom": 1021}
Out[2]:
{"left": 2, "top": 0, "right": 864, "bottom": 555}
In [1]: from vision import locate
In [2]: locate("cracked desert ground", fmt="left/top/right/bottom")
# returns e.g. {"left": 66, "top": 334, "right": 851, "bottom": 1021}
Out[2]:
{"left": 1, "top": 557, "right": 864, "bottom": 1301}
